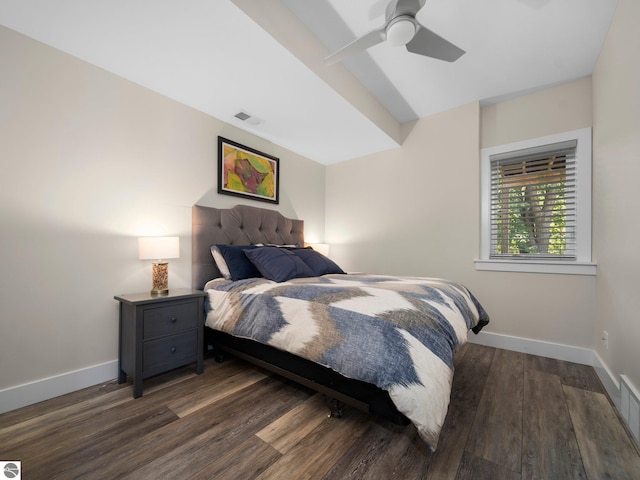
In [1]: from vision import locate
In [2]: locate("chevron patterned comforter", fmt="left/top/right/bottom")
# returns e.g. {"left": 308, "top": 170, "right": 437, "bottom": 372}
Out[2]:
{"left": 204, "top": 273, "right": 489, "bottom": 450}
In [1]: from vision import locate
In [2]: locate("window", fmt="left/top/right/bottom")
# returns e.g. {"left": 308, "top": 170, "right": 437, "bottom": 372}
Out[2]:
{"left": 477, "top": 128, "right": 595, "bottom": 275}
{"left": 491, "top": 139, "right": 576, "bottom": 259}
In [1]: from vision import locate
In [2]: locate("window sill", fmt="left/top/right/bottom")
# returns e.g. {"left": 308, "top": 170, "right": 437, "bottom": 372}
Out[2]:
{"left": 474, "top": 259, "right": 596, "bottom": 276}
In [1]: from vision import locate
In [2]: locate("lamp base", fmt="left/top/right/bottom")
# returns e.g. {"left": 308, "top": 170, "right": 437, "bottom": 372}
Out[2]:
{"left": 151, "top": 261, "right": 169, "bottom": 296}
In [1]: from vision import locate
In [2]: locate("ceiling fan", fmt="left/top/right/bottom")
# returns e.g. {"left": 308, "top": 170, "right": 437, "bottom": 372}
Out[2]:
{"left": 324, "top": 0, "right": 465, "bottom": 65}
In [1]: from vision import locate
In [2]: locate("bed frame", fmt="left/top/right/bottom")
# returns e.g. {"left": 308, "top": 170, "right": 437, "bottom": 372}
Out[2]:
{"left": 192, "top": 204, "right": 409, "bottom": 425}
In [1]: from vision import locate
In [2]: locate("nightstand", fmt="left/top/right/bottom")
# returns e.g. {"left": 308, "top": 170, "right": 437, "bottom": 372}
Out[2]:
{"left": 115, "top": 288, "right": 206, "bottom": 398}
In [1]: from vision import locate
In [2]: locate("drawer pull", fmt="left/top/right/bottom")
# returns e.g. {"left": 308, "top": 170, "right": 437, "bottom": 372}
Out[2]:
{"left": 171, "top": 317, "right": 177, "bottom": 323}
{"left": 170, "top": 346, "right": 176, "bottom": 353}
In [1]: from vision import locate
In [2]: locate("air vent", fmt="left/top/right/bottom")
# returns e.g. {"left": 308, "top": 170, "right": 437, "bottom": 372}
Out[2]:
{"left": 234, "top": 111, "right": 263, "bottom": 126}
{"left": 620, "top": 375, "right": 640, "bottom": 444}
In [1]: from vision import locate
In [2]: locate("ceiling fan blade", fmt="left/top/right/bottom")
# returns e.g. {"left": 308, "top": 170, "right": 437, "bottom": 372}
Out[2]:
{"left": 369, "top": 0, "right": 388, "bottom": 20}
{"left": 405, "top": 25, "right": 465, "bottom": 62}
{"left": 324, "top": 27, "right": 386, "bottom": 65}
{"left": 391, "top": 0, "right": 427, "bottom": 18}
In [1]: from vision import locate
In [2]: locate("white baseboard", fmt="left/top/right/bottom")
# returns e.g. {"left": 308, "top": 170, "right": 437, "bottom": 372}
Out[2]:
{"left": 468, "top": 331, "right": 595, "bottom": 365}
{"left": 592, "top": 349, "right": 621, "bottom": 407}
{"left": 0, "top": 360, "right": 119, "bottom": 414}
{"left": 469, "top": 331, "right": 620, "bottom": 402}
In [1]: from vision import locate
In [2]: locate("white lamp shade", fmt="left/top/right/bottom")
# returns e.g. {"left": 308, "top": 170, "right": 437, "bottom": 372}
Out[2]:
{"left": 138, "top": 236, "right": 180, "bottom": 260}
{"left": 307, "top": 243, "right": 330, "bottom": 257}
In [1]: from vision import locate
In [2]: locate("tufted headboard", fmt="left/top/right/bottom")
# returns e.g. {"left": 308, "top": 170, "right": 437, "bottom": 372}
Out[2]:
{"left": 192, "top": 204, "right": 304, "bottom": 290}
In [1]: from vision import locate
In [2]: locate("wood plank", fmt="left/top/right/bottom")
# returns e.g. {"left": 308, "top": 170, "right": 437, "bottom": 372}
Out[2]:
{"left": 455, "top": 450, "right": 521, "bottom": 480}
{"left": 426, "top": 343, "right": 495, "bottom": 479}
{"left": 564, "top": 384, "right": 640, "bottom": 479}
{"left": 167, "top": 368, "right": 267, "bottom": 417}
{"left": 52, "top": 376, "right": 308, "bottom": 480}
{"left": 190, "top": 436, "right": 281, "bottom": 480}
{"left": 255, "top": 392, "right": 328, "bottom": 453}
{"left": 13, "top": 394, "right": 184, "bottom": 470}
{"left": 449, "top": 344, "right": 495, "bottom": 408}
{"left": 465, "top": 348, "right": 524, "bottom": 473}
{"left": 525, "top": 354, "right": 605, "bottom": 393}
{"left": 0, "top": 385, "right": 132, "bottom": 449}
{"left": 522, "top": 369, "right": 586, "bottom": 479}
{"left": 28, "top": 405, "right": 179, "bottom": 477}
{"left": 255, "top": 409, "right": 370, "bottom": 480}
{"left": 322, "top": 420, "right": 429, "bottom": 480}
{"left": 117, "top": 378, "right": 312, "bottom": 480}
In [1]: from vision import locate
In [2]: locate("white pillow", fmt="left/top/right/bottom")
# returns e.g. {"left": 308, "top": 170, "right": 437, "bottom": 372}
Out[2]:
{"left": 211, "top": 246, "right": 231, "bottom": 279}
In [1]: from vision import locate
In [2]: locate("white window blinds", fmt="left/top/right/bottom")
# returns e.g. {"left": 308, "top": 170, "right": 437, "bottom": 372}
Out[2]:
{"left": 489, "top": 139, "right": 577, "bottom": 260}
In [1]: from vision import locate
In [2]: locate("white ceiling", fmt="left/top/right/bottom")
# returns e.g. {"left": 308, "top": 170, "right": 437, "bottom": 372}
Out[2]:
{"left": 0, "top": 0, "right": 618, "bottom": 164}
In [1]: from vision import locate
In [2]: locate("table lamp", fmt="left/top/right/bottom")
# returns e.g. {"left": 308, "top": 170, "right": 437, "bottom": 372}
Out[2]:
{"left": 138, "top": 236, "right": 180, "bottom": 295}
{"left": 306, "top": 243, "right": 330, "bottom": 257}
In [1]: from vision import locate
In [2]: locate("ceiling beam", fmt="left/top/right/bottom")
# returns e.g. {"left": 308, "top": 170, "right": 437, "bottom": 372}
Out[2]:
{"left": 232, "top": 0, "right": 410, "bottom": 147}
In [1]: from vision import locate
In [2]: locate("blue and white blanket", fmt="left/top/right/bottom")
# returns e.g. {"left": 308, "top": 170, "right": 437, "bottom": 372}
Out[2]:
{"left": 205, "top": 273, "right": 489, "bottom": 450}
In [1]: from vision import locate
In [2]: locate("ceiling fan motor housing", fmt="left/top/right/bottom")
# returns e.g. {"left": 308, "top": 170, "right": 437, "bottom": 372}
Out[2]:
{"left": 386, "top": 16, "right": 416, "bottom": 46}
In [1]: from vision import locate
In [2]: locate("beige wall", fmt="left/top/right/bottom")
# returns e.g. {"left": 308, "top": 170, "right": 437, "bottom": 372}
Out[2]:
{"left": 592, "top": 0, "right": 640, "bottom": 389}
{"left": 478, "top": 78, "right": 597, "bottom": 346}
{"left": 0, "top": 26, "right": 325, "bottom": 391}
{"left": 326, "top": 79, "right": 597, "bottom": 349}
{"left": 479, "top": 78, "right": 596, "bottom": 347}
{"left": 326, "top": 103, "right": 480, "bottom": 282}
{"left": 481, "top": 77, "right": 593, "bottom": 148}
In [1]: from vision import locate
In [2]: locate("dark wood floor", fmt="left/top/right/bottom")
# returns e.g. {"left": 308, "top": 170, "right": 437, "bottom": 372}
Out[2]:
{"left": 1, "top": 343, "right": 639, "bottom": 479}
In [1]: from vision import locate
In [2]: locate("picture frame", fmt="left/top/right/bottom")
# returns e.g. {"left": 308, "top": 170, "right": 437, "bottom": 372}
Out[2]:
{"left": 217, "top": 137, "right": 279, "bottom": 204}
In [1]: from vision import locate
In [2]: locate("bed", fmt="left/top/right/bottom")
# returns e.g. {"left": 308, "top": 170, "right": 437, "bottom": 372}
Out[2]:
{"left": 192, "top": 204, "right": 489, "bottom": 451}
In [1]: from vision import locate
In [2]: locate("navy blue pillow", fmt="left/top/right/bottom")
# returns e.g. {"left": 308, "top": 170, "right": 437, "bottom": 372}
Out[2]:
{"left": 244, "top": 247, "right": 314, "bottom": 282}
{"left": 210, "top": 244, "right": 261, "bottom": 281}
{"left": 288, "top": 247, "right": 346, "bottom": 276}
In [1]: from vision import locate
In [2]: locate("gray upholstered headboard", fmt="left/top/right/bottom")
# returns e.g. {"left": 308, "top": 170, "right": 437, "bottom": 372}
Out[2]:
{"left": 192, "top": 204, "right": 304, "bottom": 290}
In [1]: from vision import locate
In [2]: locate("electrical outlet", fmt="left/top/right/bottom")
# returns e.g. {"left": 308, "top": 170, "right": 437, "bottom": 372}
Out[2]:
{"left": 602, "top": 330, "right": 609, "bottom": 350}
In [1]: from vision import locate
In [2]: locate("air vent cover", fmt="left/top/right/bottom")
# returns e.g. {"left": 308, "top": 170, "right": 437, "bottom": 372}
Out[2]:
{"left": 234, "top": 111, "right": 262, "bottom": 126}
{"left": 234, "top": 111, "right": 251, "bottom": 121}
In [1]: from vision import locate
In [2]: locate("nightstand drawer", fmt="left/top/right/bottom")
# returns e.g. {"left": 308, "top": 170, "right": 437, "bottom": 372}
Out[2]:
{"left": 143, "top": 301, "right": 198, "bottom": 339}
{"left": 116, "top": 288, "right": 205, "bottom": 398}
{"left": 143, "top": 330, "right": 198, "bottom": 377}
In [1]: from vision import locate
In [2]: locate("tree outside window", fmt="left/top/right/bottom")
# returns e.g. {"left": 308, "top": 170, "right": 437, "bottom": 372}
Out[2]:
{"left": 490, "top": 143, "right": 577, "bottom": 260}
{"left": 478, "top": 128, "right": 593, "bottom": 275}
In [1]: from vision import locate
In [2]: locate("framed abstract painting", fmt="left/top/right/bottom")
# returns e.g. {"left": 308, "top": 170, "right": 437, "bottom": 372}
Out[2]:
{"left": 217, "top": 137, "right": 279, "bottom": 204}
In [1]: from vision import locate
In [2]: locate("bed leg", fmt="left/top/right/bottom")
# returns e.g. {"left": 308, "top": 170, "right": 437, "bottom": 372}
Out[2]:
{"left": 213, "top": 347, "right": 225, "bottom": 363}
{"left": 326, "top": 397, "right": 344, "bottom": 418}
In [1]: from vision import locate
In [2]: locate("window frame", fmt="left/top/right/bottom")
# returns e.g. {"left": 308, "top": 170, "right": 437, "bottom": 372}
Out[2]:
{"left": 476, "top": 127, "right": 595, "bottom": 275}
